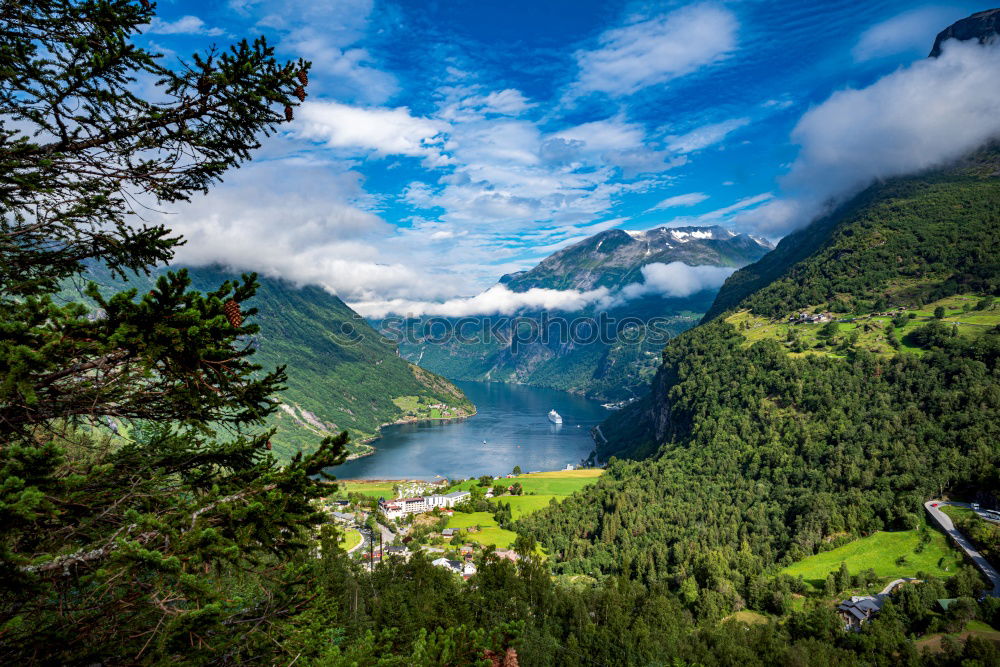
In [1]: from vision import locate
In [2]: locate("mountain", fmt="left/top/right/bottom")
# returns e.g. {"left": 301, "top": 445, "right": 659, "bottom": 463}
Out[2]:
{"left": 391, "top": 225, "right": 772, "bottom": 400}
{"left": 68, "top": 264, "right": 474, "bottom": 461}
{"left": 929, "top": 8, "right": 1000, "bottom": 57}
{"left": 516, "top": 146, "right": 1000, "bottom": 612}
{"left": 500, "top": 225, "right": 772, "bottom": 291}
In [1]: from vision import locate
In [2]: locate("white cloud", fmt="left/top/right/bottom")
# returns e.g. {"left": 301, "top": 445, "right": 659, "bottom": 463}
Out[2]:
{"left": 355, "top": 259, "right": 739, "bottom": 317}
{"left": 611, "top": 262, "right": 737, "bottom": 303}
{"left": 652, "top": 192, "right": 709, "bottom": 210}
{"left": 553, "top": 117, "right": 645, "bottom": 154}
{"left": 665, "top": 117, "right": 750, "bottom": 153}
{"left": 146, "top": 15, "right": 224, "bottom": 36}
{"left": 571, "top": 3, "right": 738, "bottom": 97}
{"left": 246, "top": 0, "right": 397, "bottom": 104}
{"left": 297, "top": 101, "right": 450, "bottom": 166}
{"left": 352, "top": 284, "right": 613, "bottom": 318}
{"left": 163, "top": 161, "right": 465, "bottom": 303}
{"left": 853, "top": 7, "right": 962, "bottom": 62}
{"left": 751, "top": 39, "right": 1000, "bottom": 235}
{"left": 475, "top": 89, "right": 535, "bottom": 116}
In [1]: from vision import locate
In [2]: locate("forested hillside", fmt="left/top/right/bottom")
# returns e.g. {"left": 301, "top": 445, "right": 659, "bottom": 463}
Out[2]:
{"left": 705, "top": 146, "right": 1000, "bottom": 321}
{"left": 68, "top": 264, "right": 473, "bottom": 460}
{"left": 516, "top": 148, "right": 1000, "bottom": 618}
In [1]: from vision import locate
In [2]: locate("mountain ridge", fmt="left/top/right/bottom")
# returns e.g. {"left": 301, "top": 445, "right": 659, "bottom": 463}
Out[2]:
{"left": 500, "top": 224, "right": 772, "bottom": 292}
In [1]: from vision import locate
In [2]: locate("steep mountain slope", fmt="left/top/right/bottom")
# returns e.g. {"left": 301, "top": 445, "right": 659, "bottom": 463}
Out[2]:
{"left": 68, "top": 265, "right": 473, "bottom": 461}
{"left": 515, "top": 148, "right": 1000, "bottom": 614}
{"left": 393, "top": 225, "right": 771, "bottom": 400}
{"left": 500, "top": 225, "right": 771, "bottom": 291}
{"left": 703, "top": 148, "right": 1000, "bottom": 323}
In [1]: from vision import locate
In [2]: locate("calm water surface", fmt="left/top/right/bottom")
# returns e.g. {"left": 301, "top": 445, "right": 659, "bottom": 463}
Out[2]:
{"left": 329, "top": 381, "right": 609, "bottom": 480}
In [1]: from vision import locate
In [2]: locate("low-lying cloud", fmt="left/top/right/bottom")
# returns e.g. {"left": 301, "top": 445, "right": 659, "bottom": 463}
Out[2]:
{"left": 353, "top": 261, "right": 738, "bottom": 317}
{"left": 745, "top": 38, "right": 1000, "bottom": 235}
{"left": 611, "top": 262, "right": 737, "bottom": 304}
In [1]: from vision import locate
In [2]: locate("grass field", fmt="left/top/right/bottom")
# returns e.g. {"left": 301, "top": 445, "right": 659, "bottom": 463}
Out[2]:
{"left": 446, "top": 511, "right": 518, "bottom": 549}
{"left": 339, "top": 528, "right": 362, "bottom": 552}
{"left": 723, "top": 611, "right": 769, "bottom": 626}
{"left": 514, "top": 469, "right": 603, "bottom": 496}
{"left": 726, "top": 294, "right": 999, "bottom": 360}
{"left": 915, "top": 620, "right": 1000, "bottom": 653}
{"left": 941, "top": 505, "right": 978, "bottom": 522}
{"left": 504, "top": 495, "right": 560, "bottom": 518}
{"left": 780, "top": 529, "right": 965, "bottom": 590}
{"left": 328, "top": 480, "right": 399, "bottom": 498}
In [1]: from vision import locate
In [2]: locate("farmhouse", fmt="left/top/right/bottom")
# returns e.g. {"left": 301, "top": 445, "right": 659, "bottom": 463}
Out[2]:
{"left": 789, "top": 311, "right": 833, "bottom": 323}
{"left": 837, "top": 596, "right": 884, "bottom": 630}
{"left": 431, "top": 557, "right": 477, "bottom": 579}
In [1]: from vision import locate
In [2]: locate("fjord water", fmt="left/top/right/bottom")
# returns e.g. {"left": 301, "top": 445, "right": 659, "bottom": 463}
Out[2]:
{"left": 330, "top": 381, "right": 609, "bottom": 480}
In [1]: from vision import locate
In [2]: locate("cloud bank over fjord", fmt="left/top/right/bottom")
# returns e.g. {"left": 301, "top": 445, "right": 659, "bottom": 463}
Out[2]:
{"left": 745, "top": 39, "right": 1000, "bottom": 235}
{"left": 354, "top": 261, "right": 738, "bottom": 318}
{"left": 612, "top": 262, "right": 737, "bottom": 304}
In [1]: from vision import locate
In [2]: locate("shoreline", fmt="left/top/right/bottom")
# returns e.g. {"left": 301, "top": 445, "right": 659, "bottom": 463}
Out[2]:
{"left": 343, "top": 404, "right": 478, "bottom": 462}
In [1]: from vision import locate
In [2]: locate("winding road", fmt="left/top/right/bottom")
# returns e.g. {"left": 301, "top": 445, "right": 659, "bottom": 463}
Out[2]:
{"left": 924, "top": 500, "right": 1000, "bottom": 597}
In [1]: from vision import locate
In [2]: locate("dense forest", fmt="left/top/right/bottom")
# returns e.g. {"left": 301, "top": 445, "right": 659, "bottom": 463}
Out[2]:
{"left": 705, "top": 148, "right": 1000, "bottom": 321}
{"left": 514, "top": 151, "right": 1000, "bottom": 628}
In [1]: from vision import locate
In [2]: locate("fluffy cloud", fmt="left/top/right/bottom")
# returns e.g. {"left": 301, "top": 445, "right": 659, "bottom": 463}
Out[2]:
{"left": 355, "top": 260, "right": 738, "bottom": 317}
{"left": 612, "top": 262, "right": 737, "bottom": 303}
{"left": 352, "top": 284, "right": 613, "bottom": 318}
{"left": 651, "top": 192, "right": 709, "bottom": 210}
{"left": 164, "top": 161, "right": 463, "bottom": 303}
{"left": 297, "top": 101, "right": 450, "bottom": 166}
{"left": 665, "top": 117, "right": 750, "bottom": 154}
{"left": 852, "top": 7, "right": 962, "bottom": 62}
{"left": 146, "top": 15, "right": 224, "bottom": 36}
{"left": 751, "top": 39, "right": 1000, "bottom": 235}
{"left": 571, "top": 3, "right": 738, "bottom": 97}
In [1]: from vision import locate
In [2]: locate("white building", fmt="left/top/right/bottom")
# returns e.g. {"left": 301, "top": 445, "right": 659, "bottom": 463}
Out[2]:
{"left": 431, "top": 557, "right": 477, "bottom": 579}
{"left": 379, "top": 490, "right": 470, "bottom": 519}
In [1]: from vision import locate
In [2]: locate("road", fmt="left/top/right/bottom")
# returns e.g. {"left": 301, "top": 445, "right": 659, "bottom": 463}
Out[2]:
{"left": 924, "top": 500, "right": 1000, "bottom": 597}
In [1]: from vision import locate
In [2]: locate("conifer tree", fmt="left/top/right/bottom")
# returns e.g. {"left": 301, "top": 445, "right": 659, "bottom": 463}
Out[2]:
{"left": 0, "top": 1, "right": 346, "bottom": 662}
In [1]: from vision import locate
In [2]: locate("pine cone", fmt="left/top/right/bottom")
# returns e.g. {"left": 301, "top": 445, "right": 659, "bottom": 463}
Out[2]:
{"left": 297, "top": 69, "right": 309, "bottom": 86}
{"left": 224, "top": 299, "right": 242, "bottom": 328}
{"left": 294, "top": 86, "right": 306, "bottom": 102}
{"left": 284, "top": 105, "right": 294, "bottom": 122}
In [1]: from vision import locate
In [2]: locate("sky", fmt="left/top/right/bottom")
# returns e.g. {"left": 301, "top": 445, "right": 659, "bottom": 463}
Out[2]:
{"left": 139, "top": 0, "right": 1000, "bottom": 316}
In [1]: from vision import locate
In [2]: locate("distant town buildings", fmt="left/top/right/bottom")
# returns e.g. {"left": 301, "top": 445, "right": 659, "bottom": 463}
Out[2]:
{"left": 789, "top": 311, "right": 833, "bottom": 323}
{"left": 432, "top": 557, "right": 477, "bottom": 578}
{"left": 378, "top": 490, "right": 471, "bottom": 519}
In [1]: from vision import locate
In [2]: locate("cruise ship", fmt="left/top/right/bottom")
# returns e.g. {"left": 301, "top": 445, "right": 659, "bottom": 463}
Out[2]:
{"left": 547, "top": 409, "right": 563, "bottom": 424}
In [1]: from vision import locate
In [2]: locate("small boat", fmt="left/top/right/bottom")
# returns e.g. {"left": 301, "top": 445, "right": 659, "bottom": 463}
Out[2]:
{"left": 482, "top": 439, "right": 487, "bottom": 444}
{"left": 548, "top": 409, "right": 563, "bottom": 424}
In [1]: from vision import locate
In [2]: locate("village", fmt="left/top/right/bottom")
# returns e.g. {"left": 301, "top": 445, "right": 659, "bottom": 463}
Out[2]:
{"left": 312, "top": 467, "right": 604, "bottom": 579}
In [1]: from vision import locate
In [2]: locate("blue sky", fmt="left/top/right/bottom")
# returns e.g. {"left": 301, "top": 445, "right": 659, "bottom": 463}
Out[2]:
{"left": 142, "top": 1, "right": 1000, "bottom": 315}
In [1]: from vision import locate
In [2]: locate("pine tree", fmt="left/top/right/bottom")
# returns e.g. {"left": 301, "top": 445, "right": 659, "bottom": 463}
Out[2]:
{"left": 0, "top": 2, "right": 346, "bottom": 663}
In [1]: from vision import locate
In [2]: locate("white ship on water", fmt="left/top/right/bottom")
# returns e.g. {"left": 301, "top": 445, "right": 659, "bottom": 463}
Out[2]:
{"left": 547, "top": 409, "right": 563, "bottom": 424}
